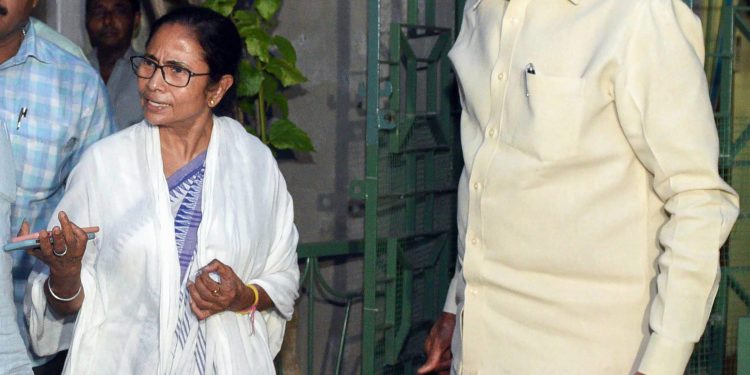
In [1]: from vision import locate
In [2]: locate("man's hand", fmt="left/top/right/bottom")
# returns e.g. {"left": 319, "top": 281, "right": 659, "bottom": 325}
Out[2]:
{"left": 417, "top": 312, "right": 456, "bottom": 374}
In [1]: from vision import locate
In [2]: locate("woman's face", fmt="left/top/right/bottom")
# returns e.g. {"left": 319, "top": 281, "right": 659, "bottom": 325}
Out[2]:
{"left": 138, "top": 23, "right": 213, "bottom": 129}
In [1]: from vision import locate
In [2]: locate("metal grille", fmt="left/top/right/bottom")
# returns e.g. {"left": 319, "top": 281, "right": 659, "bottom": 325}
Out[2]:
{"left": 362, "top": 1, "right": 460, "bottom": 373}
{"left": 687, "top": 1, "right": 750, "bottom": 373}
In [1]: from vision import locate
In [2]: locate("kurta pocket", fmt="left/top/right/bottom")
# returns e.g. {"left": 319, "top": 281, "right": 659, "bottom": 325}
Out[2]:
{"left": 509, "top": 73, "right": 584, "bottom": 162}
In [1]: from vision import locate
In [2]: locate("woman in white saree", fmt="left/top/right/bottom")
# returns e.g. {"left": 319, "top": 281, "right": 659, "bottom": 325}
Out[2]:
{"left": 22, "top": 7, "right": 299, "bottom": 374}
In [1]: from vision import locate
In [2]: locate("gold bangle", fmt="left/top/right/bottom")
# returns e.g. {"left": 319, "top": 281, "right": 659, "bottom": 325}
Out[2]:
{"left": 238, "top": 283, "right": 260, "bottom": 315}
{"left": 247, "top": 283, "right": 259, "bottom": 307}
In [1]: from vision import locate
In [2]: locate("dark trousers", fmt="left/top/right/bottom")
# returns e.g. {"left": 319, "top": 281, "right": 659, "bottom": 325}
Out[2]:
{"left": 32, "top": 351, "right": 67, "bottom": 375}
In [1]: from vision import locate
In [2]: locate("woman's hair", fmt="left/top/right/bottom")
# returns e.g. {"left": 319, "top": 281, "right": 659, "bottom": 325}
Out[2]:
{"left": 148, "top": 6, "right": 243, "bottom": 117}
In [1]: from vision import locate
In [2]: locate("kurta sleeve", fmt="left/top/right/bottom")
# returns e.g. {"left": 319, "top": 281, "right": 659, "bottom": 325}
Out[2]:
{"left": 613, "top": 1, "right": 740, "bottom": 374}
{"left": 24, "top": 151, "right": 101, "bottom": 357}
{"left": 444, "top": 168, "right": 469, "bottom": 314}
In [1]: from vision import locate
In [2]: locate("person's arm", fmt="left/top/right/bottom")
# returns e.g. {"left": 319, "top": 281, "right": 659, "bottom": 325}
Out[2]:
{"left": 419, "top": 165, "right": 472, "bottom": 374}
{"left": 25, "top": 151, "right": 100, "bottom": 357}
{"left": 0, "top": 213, "right": 33, "bottom": 374}
{"left": 417, "top": 256, "right": 462, "bottom": 374}
{"left": 188, "top": 259, "right": 278, "bottom": 319}
{"left": 0, "top": 104, "right": 31, "bottom": 374}
{"left": 614, "top": 1, "right": 740, "bottom": 374}
{"left": 20, "top": 213, "right": 88, "bottom": 316}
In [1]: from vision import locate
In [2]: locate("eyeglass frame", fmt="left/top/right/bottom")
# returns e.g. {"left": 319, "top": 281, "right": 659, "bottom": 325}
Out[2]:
{"left": 129, "top": 55, "right": 211, "bottom": 88}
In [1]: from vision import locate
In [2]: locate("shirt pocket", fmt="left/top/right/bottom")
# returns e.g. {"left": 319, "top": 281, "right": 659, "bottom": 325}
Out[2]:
{"left": 7, "top": 110, "right": 76, "bottom": 194}
{"left": 508, "top": 73, "right": 585, "bottom": 162}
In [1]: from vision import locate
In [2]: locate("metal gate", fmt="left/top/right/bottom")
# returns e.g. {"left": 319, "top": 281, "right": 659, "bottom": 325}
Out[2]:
{"left": 692, "top": 1, "right": 750, "bottom": 374}
{"left": 361, "top": 1, "right": 460, "bottom": 373}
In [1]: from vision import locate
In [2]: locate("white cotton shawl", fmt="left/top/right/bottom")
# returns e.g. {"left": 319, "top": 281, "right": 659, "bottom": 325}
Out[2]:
{"left": 24, "top": 116, "right": 300, "bottom": 375}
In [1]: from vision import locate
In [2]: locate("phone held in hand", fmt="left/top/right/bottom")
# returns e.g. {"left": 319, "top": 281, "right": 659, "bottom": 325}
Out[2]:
{"left": 3, "top": 227, "right": 99, "bottom": 252}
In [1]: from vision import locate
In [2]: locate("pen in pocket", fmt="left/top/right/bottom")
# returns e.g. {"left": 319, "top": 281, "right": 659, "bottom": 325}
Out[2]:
{"left": 16, "top": 107, "right": 27, "bottom": 130}
{"left": 524, "top": 63, "right": 535, "bottom": 97}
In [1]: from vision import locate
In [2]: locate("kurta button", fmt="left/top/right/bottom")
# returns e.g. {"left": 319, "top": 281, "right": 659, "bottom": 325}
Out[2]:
{"left": 471, "top": 237, "right": 478, "bottom": 245}
{"left": 473, "top": 182, "right": 481, "bottom": 190}
{"left": 488, "top": 128, "right": 496, "bottom": 137}
{"left": 497, "top": 72, "right": 505, "bottom": 80}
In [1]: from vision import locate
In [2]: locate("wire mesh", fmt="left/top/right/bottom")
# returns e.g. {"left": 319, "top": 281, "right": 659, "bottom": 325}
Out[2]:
{"left": 687, "top": 1, "right": 750, "bottom": 373}
{"left": 368, "top": 14, "right": 459, "bottom": 373}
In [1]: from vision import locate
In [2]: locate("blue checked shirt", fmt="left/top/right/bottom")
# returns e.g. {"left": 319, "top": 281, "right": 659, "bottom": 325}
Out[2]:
{"left": 1, "top": 22, "right": 114, "bottom": 234}
{"left": 0, "top": 20, "right": 114, "bottom": 364}
{"left": 1, "top": 109, "right": 31, "bottom": 374}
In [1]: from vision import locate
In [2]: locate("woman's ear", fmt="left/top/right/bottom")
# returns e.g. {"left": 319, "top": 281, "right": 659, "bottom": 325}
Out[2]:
{"left": 206, "top": 74, "right": 234, "bottom": 108}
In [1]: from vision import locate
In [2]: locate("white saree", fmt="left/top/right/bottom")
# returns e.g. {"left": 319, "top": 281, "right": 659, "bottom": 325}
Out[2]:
{"left": 24, "top": 116, "right": 300, "bottom": 374}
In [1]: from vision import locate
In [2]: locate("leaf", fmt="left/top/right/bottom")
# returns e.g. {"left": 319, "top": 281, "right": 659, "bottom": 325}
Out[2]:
{"left": 269, "top": 119, "right": 315, "bottom": 152}
{"left": 261, "top": 73, "right": 278, "bottom": 92}
{"left": 267, "top": 91, "right": 289, "bottom": 118}
{"left": 232, "top": 10, "right": 258, "bottom": 28}
{"left": 202, "top": 0, "right": 236, "bottom": 17}
{"left": 237, "top": 61, "right": 263, "bottom": 97}
{"left": 259, "top": 75, "right": 287, "bottom": 116}
{"left": 266, "top": 57, "right": 307, "bottom": 87}
{"left": 238, "top": 99, "right": 255, "bottom": 118}
{"left": 241, "top": 27, "right": 271, "bottom": 63}
{"left": 272, "top": 35, "right": 296, "bottom": 64}
{"left": 255, "top": 0, "right": 281, "bottom": 20}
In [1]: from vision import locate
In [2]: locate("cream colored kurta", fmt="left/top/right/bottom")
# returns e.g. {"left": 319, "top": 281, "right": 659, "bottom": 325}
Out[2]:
{"left": 443, "top": 0, "right": 740, "bottom": 374}
{"left": 24, "top": 117, "right": 299, "bottom": 374}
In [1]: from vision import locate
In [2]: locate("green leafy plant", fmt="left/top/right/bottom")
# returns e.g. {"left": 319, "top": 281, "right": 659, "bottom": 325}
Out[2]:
{"left": 203, "top": 0, "right": 314, "bottom": 153}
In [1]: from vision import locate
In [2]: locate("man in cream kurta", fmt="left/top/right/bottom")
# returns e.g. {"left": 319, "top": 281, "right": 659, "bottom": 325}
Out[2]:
{"left": 431, "top": 0, "right": 741, "bottom": 374}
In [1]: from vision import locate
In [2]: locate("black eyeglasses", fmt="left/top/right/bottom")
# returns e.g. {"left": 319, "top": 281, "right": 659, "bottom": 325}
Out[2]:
{"left": 130, "top": 56, "right": 210, "bottom": 88}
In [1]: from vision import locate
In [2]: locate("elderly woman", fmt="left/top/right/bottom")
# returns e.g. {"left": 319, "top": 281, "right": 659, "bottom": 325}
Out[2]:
{"left": 23, "top": 6, "right": 299, "bottom": 374}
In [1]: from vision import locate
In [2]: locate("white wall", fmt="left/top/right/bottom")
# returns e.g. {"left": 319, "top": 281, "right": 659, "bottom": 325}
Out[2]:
{"left": 34, "top": 0, "right": 89, "bottom": 51}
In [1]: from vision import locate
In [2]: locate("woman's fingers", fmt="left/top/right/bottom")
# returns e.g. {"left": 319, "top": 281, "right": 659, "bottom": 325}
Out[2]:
{"left": 59, "top": 211, "right": 87, "bottom": 257}
{"left": 214, "top": 261, "right": 236, "bottom": 281}
{"left": 16, "top": 220, "right": 30, "bottom": 237}
{"left": 197, "top": 269, "right": 222, "bottom": 292}
{"left": 27, "top": 229, "right": 53, "bottom": 259}
{"left": 190, "top": 260, "right": 245, "bottom": 318}
{"left": 189, "top": 281, "right": 224, "bottom": 313}
{"left": 200, "top": 259, "right": 223, "bottom": 273}
{"left": 51, "top": 226, "right": 66, "bottom": 254}
{"left": 189, "top": 299, "right": 210, "bottom": 320}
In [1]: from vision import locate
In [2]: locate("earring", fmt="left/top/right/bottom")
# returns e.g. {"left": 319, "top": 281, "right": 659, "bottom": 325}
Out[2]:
{"left": 209, "top": 99, "right": 215, "bottom": 107}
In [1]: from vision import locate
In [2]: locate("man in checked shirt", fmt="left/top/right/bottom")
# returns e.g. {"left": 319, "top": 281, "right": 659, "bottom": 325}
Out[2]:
{"left": 0, "top": 0, "right": 113, "bottom": 373}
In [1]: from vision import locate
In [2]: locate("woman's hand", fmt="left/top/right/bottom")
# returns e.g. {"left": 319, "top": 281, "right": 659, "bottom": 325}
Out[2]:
{"left": 188, "top": 259, "right": 254, "bottom": 320}
{"left": 21, "top": 211, "right": 89, "bottom": 315}
{"left": 23, "top": 211, "right": 88, "bottom": 278}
